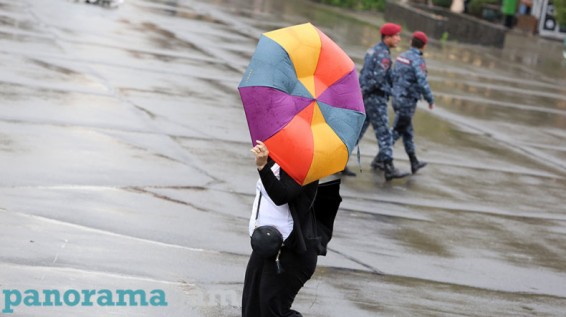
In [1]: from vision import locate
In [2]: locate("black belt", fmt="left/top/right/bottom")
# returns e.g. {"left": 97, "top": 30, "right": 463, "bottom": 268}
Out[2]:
{"left": 374, "top": 90, "right": 387, "bottom": 97}
{"left": 365, "top": 88, "right": 386, "bottom": 97}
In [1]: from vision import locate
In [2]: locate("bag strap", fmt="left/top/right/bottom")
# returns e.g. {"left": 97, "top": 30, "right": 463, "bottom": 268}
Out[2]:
{"left": 310, "top": 187, "right": 319, "bottom": 237}
{"left": 255, "top": 191, "right": 262, "bottom": 221}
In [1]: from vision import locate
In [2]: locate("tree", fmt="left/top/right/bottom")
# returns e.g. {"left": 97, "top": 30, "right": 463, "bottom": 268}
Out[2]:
{"left": 556, "top": 0, "right": 566, "bottom": 27}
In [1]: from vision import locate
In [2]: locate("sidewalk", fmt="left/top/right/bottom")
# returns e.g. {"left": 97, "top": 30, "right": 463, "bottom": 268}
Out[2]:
{"left": 1, "top": 0, "right": 566, "bottom": 316}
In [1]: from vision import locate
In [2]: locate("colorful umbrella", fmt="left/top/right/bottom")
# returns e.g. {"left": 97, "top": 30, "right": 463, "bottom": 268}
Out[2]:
{"left": 239, "top": 23, "right": 365, "bottom": 185}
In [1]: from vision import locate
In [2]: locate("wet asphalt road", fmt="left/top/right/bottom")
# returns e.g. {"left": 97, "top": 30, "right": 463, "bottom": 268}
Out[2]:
{"left": 1, "top": 0, "right": 566, "bottom": 316}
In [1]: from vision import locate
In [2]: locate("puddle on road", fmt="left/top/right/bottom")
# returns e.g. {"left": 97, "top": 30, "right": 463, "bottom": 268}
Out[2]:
{"left": 315, "top": 266, "right": 566, "bottom": 316}
{"left": 138, "top": 6, "right": 226, "bottom": 25}
{"left": 0, "top": 29, "right": 54, "bottom": 45}
{"left": 0, "top": 1, "right": 23, "bottom": 13}
{"left": 0, "top": 14, "right": 38, "bottom": 32}
{"left": 436, "top": 94, "right": 563, "bottom": 127}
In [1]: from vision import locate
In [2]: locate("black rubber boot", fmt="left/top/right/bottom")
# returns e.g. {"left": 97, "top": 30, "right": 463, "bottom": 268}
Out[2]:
{"left": 409, "top": 153, "right": 427, "bottom": 174}
{"left": 370, "top": 155, "right": 384, "bottom": 170}
{"left": 384, "top": 160, "right": 410, "bottom": 181}
{"left": 341, "top": 166, "right": 357, "bottom": 177}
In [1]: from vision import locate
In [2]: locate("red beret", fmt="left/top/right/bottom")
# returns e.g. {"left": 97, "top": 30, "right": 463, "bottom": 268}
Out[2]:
{"left": 380, "top": 23, "right": 402, "bottom": 36}
{"left": 412, "top": 31, "right": 428, "bottom": 44}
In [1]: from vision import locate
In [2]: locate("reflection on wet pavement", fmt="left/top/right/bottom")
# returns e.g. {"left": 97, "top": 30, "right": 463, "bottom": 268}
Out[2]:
{"left": 0, "top": 0, "right": 565, "bottom": 316}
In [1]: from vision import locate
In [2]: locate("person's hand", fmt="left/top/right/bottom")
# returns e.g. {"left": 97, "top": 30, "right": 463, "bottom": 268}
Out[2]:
{"left": 250, "top": 140, "right": 269, "bottom": 170}
{"left": 429, "top": 103, "right": 435, "bottom": 110}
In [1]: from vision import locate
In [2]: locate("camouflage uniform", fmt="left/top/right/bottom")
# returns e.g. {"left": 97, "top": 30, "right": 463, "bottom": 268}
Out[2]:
{"left": 358, "top": 41, "right": 394, "bottom": 163}
{"left": 391, "top": 47, "right": 434, "bottom": 156}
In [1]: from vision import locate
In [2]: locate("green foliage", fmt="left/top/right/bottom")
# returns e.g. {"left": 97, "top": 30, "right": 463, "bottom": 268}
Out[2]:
{"left": 432, "top": 0, "right": 452, "bottom": 8}
{"left": 556, "top": 0, "right": 566, "bottom": 27}
{"left": 316, "top": 0, "right": 386, "bottom": 11}
{"left": 467, "top": 0, "right": 499, "bottom": 17}
{"left": 440, "top": 31, "right": 449, "bottom": 44}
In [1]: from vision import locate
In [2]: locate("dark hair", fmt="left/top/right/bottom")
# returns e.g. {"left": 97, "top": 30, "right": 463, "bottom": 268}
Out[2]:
{"left": 411, "top": 37, "right": 425, "bottom": 49}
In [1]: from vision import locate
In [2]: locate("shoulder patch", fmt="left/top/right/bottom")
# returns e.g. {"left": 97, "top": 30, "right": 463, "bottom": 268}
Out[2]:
{"left": 380, "top": 58, "right": 391, "bottom": 69}
{"left": 396, "top": 56, "right": 411, "bottom": 65}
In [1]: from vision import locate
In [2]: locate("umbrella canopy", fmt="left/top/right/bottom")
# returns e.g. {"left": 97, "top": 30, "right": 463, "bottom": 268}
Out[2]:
{"left": 239, "top": 23, "right": 365, "bottom": 185}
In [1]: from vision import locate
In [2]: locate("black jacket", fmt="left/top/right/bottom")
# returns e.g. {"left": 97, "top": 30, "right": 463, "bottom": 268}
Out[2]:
{"left": 313, "top": 178, "right": 342, "bottom": 256}
{"left": 258, "top": 161, "right": 341, "bottom": 255}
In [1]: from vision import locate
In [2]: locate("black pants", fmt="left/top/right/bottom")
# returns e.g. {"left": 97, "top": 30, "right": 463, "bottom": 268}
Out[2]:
{"left": 242, "top": 247, "right": 318, "bottom": 317}
{"left": 504, "top": 14, "right": 515, "bottom": 28}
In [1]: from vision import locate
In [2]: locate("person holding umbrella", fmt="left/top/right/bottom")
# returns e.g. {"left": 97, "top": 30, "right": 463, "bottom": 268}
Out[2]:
{"left": 242, "top": 141, "right": 342, "bottom": 317}
{"left": 239, "top": 24, "right": 360, "bottom": 315}
{"left": 355, "top": 22, "right": 409, "bottom": 181}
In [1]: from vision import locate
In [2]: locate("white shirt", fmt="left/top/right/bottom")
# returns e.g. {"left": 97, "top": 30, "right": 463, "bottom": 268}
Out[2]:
{"left": 249, "top": 163, "right": 294, "bottom": 240}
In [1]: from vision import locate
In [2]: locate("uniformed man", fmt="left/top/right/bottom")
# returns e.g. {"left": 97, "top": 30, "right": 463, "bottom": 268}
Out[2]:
{"left": 355, "top": 22, "right": 409, "bottom": 181}
{"left": 391, "top": 31, "right": 435, "bottom": 175}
